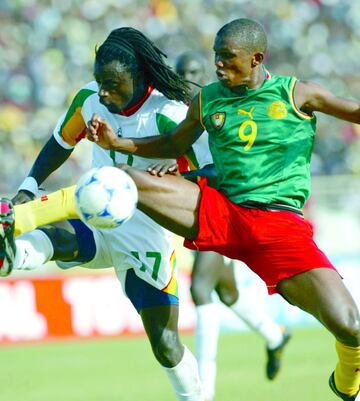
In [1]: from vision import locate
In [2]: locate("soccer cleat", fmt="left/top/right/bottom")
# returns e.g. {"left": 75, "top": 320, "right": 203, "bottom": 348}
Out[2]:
{"left": 0, "top": 198, "right": 16, "bottom": 277}
{"left": 329, "top": 372, "right": 360, "bottom": 401}
{"left": 266, "top": 327, "right": 291, "bottom": 380}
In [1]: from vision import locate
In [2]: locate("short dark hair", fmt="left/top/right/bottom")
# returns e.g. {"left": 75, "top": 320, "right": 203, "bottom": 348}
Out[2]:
{"left": 217, "top": 18, "right": 267, "bottom": 53}
{"left": 95, "top": 27, "right": 191, "bottom": 103}
{"left": 175, "top": 51, "right": 207, "bottom": 73}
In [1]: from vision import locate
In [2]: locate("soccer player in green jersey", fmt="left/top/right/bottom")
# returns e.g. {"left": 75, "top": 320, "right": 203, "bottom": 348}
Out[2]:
{"left": 84, "top": 19, "right": 360, "bottom": 400}
{"left": 175, "top": 50, "right": 291, "bottom": 401}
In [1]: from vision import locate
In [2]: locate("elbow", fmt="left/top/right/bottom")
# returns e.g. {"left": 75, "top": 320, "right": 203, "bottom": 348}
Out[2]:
{"left": 162, "top": 137, "right": 183, "bottom": 158}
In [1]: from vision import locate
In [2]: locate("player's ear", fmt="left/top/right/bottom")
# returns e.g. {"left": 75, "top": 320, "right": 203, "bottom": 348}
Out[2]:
{"left": 252, "top": 52, "right": 264, "bottom": 67}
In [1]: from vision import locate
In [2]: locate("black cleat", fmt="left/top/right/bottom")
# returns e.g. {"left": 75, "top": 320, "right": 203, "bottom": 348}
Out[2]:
{"left": 329, "top": 372, "right": 360, "bottom": 401}
{"left": 0, "top": 198, "right": 15, "bottom": 277}
{"left": 266, "top": 328, "right": 291, "bottom": 380}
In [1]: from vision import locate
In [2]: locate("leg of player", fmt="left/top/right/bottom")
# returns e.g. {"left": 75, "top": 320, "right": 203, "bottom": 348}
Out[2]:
{"left": 120, "top": 166, "right": 201, "bottom": 239}
{"left": 0, "top": 194, "right": 78, "bottom": 276}
{"left": 4, "top": 167, "right": 198, "bottom": 242}
{"left": 8, "top": 168, "right": 199, "bottom": 240}
{"left": 119, "top": 265, "right": 204, "bottom": 401}
{"left": 278, "top": 269, "right": 360, "bottom": 400}
{"left": 109, "top": 169, "right": 360, "bottom": 399}
{"left": 1, "top": 205, "right": 204, "bottom": 400}
{"left": 0, "top": 199, "right": 16, "bottom": 275}
{"left": 216, "top": 259, "right": 291, "bottom": 380}
{"left": 12, "top": 186, "right": 78, "bottom": 237}
{"left": 7, "top": 169, "right": 358, "bottom": 400}
{"left": 190, "top": 251, "right": 224, "bottom": 401}
{"left": 0, "top": 211, "right": 79, "bottom": 276}
{"left": 0, "top": 192, "right": 94, "bottom": 276}
{"left": 140, "top": 304, "right": 203, "bottom": 401}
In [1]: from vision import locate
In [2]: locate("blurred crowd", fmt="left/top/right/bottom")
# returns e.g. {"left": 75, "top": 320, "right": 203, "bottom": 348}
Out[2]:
{"left": 1, "top": 0, "right": 360, "bottom": 194}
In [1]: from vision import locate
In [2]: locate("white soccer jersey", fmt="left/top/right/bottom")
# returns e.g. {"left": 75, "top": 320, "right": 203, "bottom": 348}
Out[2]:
{"left": 53, "top": 82, "right": 212, "bottom": 293}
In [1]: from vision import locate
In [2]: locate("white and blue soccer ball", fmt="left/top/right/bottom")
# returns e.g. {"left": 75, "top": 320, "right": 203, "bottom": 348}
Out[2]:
{"left": 75, "top": 166, "right": 138, "bottom": 229}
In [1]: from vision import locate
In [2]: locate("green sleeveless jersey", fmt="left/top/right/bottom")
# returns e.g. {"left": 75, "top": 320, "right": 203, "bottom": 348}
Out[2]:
{"left": 199, "top": 72, "right": 316, "bottom": 209}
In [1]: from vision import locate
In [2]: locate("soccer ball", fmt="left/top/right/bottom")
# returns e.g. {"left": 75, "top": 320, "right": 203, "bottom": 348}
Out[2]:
{"left": 75, "top": 166, "right": 138, "bottom": 229}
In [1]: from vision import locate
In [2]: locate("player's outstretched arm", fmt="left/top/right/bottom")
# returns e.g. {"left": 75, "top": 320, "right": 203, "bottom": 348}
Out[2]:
{"left": 295, "top": 80, "right": 360, "bottom": 123}
{"left": 87, "top": 95, "right": 204, "bottom": 159}
{"left": 13, "top": 136, "right": 73, "bottom": 204}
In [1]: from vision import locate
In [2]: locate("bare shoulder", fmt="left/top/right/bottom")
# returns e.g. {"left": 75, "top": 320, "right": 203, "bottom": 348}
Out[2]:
{"left": 295, "top": 80, "right": 336, "bottom": 113}
{"left": 296, "top": 80, "right": 360, "bottom": 122}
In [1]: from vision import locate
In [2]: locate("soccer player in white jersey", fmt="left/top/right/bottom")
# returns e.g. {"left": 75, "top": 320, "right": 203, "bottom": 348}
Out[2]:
{"left": 175, "top": 51, "right": 290, "bottom": 401}
{"left": 2, "top": 28, "right": 206, "bottom": 401}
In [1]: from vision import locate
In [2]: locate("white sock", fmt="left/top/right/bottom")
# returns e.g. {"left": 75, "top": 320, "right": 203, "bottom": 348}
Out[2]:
{"left": 230, "top": 294, "right": 283, "bottom": 349}
{"left": 162, "top": 346, "right": 204, "bottom": 401}
{"left": 195, "top": 303, "right": 220, "bottom": 401}
{"left": 14, "top": 230, "right": 54, "bottom": 270}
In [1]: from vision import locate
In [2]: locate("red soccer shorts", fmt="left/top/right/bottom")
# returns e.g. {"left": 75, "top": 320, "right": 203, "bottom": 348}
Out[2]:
{"left": 184, "top": 182, "right": 336, "bottom": 294}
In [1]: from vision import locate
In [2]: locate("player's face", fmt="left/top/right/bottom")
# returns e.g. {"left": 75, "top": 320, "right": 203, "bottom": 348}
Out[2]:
{"left": 176, "top": 59, "right": 206, "bottom": 98}
{"left": 176, "top": 59, "right": 205, "bottom": 84}
{"left": 94, "top": 60, "right": 139, "bottom": 113}
{"left": 213, "top": 34, "right": 256, "bottom": 89}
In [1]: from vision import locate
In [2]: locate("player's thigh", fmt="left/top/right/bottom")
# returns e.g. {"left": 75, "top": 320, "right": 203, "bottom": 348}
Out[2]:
{"left": 215, "top": 259, "right": 239, "bottom": 306}
{"left": 191, "top": 251, "right": 225, "bottom": 304}
{"left": 109, "top": 209, "right": 177, "bottom": 291}
{"left": 192, "top": 251, "right": 224, "bottom": 287}
{"left": 119, "top": 165, "right": 200, "bottom": 239}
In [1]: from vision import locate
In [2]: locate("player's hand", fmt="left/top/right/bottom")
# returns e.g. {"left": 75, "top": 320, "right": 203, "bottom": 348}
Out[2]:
{"left": 11, "top": 190, "right": 35, "bottom": 205}
{"left": 87, "top": 113, "right": 118, "bottom": 150}
{"left": 147, "top": 162, "right": 180, "bottom": 177}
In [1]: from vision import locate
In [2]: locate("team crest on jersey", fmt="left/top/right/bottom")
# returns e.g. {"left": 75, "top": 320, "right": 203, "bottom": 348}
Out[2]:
{"left": 210, "top": 112, "right": 226, "bottom": 130}
{"left": 268, "top": 101, "right": 288, "bottom": 119}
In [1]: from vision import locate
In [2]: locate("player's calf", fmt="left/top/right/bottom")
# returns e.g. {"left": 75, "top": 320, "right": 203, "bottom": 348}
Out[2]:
{"left": 266, "top": 327, "right": 292, "bottom": 380}
{"left": 0, "top": 198, "right": 16, "bottom": 276}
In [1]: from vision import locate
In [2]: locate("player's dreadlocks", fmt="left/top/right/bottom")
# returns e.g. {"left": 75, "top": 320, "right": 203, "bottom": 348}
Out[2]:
{"left": 95, "top": 27, "right": 191, "bottom": 103}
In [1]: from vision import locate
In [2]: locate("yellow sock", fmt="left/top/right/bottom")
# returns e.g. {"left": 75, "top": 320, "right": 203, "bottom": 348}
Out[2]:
{"left": 335, "top": 340, "right": 360, "bottom": 396}
{"left": 14, "top": 186, "right": 79, "bottom": 237}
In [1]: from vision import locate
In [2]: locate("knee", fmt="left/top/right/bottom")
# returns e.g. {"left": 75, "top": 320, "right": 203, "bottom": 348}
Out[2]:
{"left": 190, "top": 280, "right": 212, "bottom": 305}
{"left": 217, "top": 287, "right": 239, "bottom": 306}
{"left": 39, "top": 226, "right": 77, "bottom": 260}
{"left": 151, "top": 329, "right": 184, "bottom": 367}
{"left": 330, "top": 306, "right": 360, "bottom": 346}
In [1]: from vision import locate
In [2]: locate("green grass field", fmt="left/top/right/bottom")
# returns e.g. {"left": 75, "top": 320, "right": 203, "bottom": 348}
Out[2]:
{"left": 0, "top": 327, "right": 340, "bottom": 401}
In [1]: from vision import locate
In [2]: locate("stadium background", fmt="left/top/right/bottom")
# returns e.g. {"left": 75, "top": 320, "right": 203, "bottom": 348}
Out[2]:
{"left": 1, "top": 0, "right": 360, "bottom": 400}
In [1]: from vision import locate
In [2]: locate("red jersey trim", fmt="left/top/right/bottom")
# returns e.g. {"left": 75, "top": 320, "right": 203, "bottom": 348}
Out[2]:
{"left": 264, "top": 68, "right": 271, "bottom": 80}
{"left": 119, "top": 86, "right": 154, "bottom": 117}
